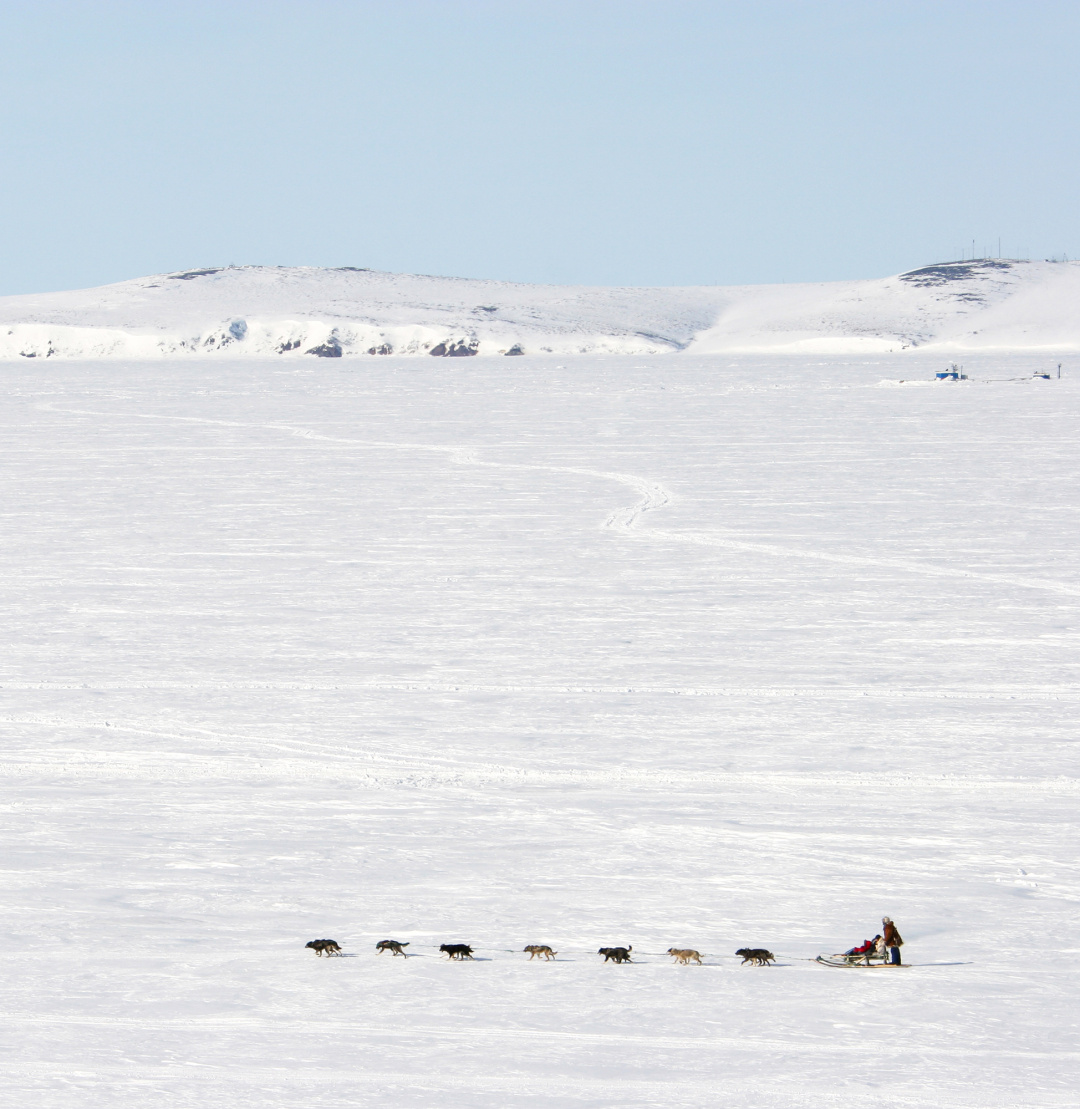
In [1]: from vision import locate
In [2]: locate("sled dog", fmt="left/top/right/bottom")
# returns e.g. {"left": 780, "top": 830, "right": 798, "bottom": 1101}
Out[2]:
{"left": 667, "top": 948, "right": 703, "bottom": 965}
{"left": 440, "top": 943, "right": 474, "bottom": 960}
{"left": 524, "top": 945, "right": 557, "bottom": 960}
{"left": 598, "top": 946, "right": 633, "bottom": 963}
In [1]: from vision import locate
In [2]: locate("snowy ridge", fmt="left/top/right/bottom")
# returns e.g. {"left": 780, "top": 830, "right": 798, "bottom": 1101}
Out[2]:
{"left": 2, "top": 258, "right": 1080, "bottom": 359}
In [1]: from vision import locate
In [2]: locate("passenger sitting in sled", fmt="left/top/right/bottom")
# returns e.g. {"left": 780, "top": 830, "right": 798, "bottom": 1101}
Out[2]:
{"left": 844, "top": 934, "right": 882, "bottom": 959}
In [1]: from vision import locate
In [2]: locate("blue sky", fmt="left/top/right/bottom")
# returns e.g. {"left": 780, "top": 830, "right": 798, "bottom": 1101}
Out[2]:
{"left": 1, "top": 0, "right": 1077, "bottom": 293}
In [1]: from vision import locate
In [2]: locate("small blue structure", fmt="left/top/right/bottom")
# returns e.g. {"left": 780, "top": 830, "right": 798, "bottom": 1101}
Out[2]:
{"left": 936, "top": 363, "right": 966, "bottom": 380}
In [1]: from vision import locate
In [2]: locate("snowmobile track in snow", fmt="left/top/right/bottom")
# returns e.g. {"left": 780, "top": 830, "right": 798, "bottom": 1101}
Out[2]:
{"left": 41, "top": 402, "right": 1080, "bottom": 599}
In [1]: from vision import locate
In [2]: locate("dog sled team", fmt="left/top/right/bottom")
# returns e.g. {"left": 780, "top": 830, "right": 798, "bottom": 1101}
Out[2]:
{"left": 306, "top": 917, "right": 903, "bottom": 967}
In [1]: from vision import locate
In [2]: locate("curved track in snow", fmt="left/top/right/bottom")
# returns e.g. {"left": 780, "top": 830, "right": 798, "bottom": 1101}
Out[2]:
{"left": 42, "top": 402, "right": 1080, "bottom": 599}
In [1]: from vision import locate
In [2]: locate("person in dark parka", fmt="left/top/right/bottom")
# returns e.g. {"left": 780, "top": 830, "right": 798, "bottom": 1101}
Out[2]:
{"left": 882, "top": 916, "right": 903, "bottom": 965}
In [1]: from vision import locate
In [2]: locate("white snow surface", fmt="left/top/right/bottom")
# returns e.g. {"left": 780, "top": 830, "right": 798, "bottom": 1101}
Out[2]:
{"left": 3, "top": 258, "right": 1080, "bottom": 359}
{"left": 2, "top": 350, "right": 1078, "bottom": 1107}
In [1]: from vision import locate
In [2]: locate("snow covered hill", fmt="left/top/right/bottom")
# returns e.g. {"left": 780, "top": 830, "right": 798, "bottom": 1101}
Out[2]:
{"left": 2, "top": 258, "right": 1079, "bottom": 359}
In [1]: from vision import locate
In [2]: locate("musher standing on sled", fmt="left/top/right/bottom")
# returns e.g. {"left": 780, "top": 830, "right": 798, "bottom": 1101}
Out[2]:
{"left": 882, "top": 916, "right": 903, "bottom": 965}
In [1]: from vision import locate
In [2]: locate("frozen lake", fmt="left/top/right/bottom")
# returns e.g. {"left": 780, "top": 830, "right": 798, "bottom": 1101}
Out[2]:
{"left": 2, "top": 352, "right": 1077, "bottom": 1107}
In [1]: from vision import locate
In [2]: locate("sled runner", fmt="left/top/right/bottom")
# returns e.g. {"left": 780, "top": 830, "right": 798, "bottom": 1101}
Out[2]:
{"left": 815, "top": 954, "right": 906, "bottom": 968}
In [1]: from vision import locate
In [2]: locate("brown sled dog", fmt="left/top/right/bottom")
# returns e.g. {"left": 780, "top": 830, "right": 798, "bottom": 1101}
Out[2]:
{"left": 667, "top": 948, "right": 703, "bottom": 965}
{"left": 524, "top": 945, "right": 557, "bottom": 960}
{"left": 376, "top": 940, "right": 410, "bottom": 956}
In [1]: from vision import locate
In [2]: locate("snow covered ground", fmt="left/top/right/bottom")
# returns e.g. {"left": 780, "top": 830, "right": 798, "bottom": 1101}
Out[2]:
{"left": 2, "top": 350, "right": 1078, "bottom": 1107}
{"left": 4, "top": 258, "right": 1080, "bottom": 360}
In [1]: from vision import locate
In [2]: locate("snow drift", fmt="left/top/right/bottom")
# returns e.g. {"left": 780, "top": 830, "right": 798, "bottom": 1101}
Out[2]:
{"left": 1, "top": 258, "right": 1079, "bottom": 359}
